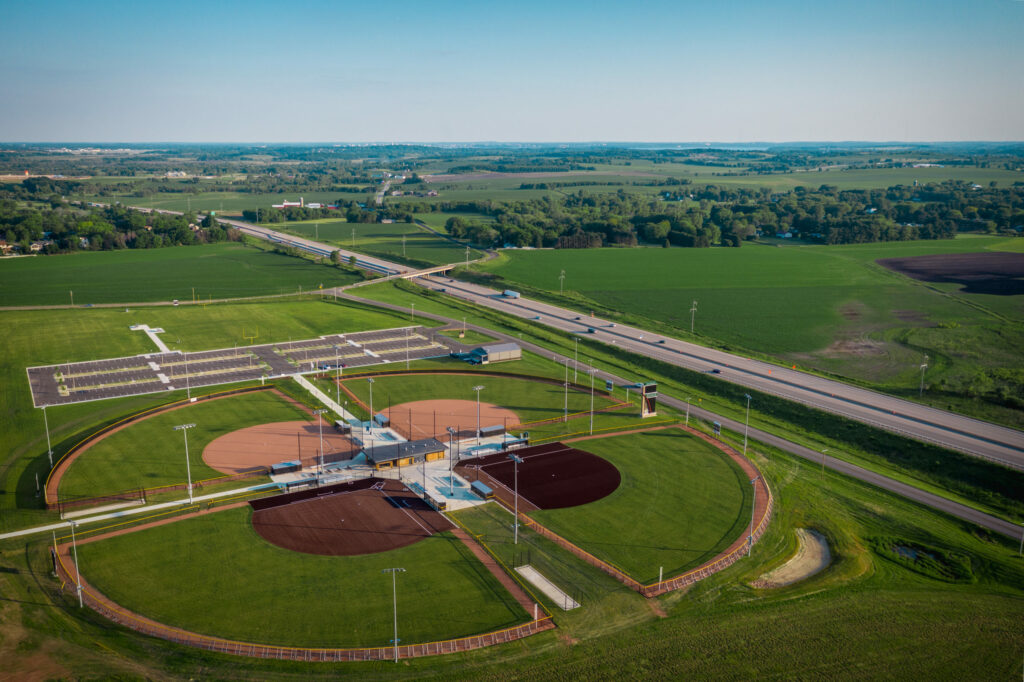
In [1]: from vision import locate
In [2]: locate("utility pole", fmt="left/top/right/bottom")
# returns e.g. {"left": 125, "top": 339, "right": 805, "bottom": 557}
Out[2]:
{"left": 465, "top": 245, "right": 470, "bottom": 268}
{"left": 919, "top": 354, "right": 929, "bottom": 397}
{"left": 743, "top": 394, "right": 752, "bottom": 455}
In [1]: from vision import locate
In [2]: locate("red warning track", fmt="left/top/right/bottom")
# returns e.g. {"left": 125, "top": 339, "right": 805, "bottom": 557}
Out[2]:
{"left": 456, "top": 442, "right": 621, "bottom": 510}
{"left": 250, "top": 478, "right": 452, "bottom": 556}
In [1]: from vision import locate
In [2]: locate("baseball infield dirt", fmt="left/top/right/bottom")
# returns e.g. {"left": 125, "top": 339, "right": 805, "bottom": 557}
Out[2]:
{"left": 386, "top": 399, "right": 520, "bottom": 441}
{"left": 250, "top": 478, "right": 453, "bottom": 556}
{"left": 202, "top": 421, "right": 356, "bottom": 474}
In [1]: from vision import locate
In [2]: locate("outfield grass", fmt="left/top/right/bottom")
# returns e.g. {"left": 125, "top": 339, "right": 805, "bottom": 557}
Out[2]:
{"left": 475, "top": 236, "right": 1024, "bottom": 426}
{"left": 339, "top": 371, "right": 617, "bottom": 427}
{"left": 59, "top": 391, "right": 307, "bottom": 499}
{"left": 0, "top": 243, "right": 362, "bottom": 306}
{"left": 437, "top": 328, "right": 496, "bottom": 345}
{"left": 266, "top": 219, "right": 482, "bottom": 267}
{"left": 75, "top": 507, "right": 528, "bottom": 647}
{"left": 526, "top": 430, "right": 752, "bottom": 583}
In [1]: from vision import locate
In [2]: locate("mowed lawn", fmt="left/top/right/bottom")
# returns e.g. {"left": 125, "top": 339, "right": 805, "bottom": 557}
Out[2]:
{"left": 340, "top": 372, "right": 617, "bottom": 427}
{"left": 75, "top": 507, "right": 528, "bottom": 647}
{"left": 528, "top": 430, "right": 752, "bottom": 584}
{"left": 0, "top": 243, "right": 362, "bottom": 306}
{"left": 267, "top": 219, "right": 483, "bottom": 266}
{"left": 59, "top": 391, "right": 308, "bottom": 499}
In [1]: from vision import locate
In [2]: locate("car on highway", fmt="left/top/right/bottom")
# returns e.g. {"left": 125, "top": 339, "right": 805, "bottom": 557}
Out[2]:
{"left": 709, "top": 368, "right": 722, "bottom": 374}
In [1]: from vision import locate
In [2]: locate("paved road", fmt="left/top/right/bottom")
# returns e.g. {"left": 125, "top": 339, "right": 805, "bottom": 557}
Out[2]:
{"left": 342, "top": 291, "right": 1024, "bottom": 540}
{"left": 424, "top": 276, "right": 1024, "bottom": 470}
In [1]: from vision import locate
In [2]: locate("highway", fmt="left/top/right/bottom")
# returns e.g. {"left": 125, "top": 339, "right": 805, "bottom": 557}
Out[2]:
{"left": 125, "top": 206, "right": 1024, "bottom": 469}
{"left": 425, "top": 276, "right": 1024, "bottom": 470}
{"left": 343, "top": 291, "right": 1024, "bottom": 540}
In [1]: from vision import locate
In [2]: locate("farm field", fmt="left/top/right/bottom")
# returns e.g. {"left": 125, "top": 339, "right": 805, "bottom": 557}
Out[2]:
{"left": 0, "top": 243, "right": 362, "bottom": 306}
{"left": 75, "top": 508, "right": 528, "bottom": 647}
{"left": 527, "top": 430, "right": 752, "bottom": 583}
{"left": 267, "top": 219, "right": 483, "bottom": 267}
{"left": 58, "top": 390, "right": 306, "bottom": 500}
{"left": 476, "top": 236, "right": 1024, "bottom": 425}
{"left": 73, "top": 190, "right": 372, "bottom": 214}
{"left": 414, "top": 212, "right": 496, "bottom": 233}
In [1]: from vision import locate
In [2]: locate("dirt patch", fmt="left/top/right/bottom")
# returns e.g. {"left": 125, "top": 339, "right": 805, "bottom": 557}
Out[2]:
{"left": 202, "top": 420, "right": 356, "bottom": 474}
{"left": 457, "top": 442, "right": 620, "bottom": 510}
{"left": 838, "top": 302, "right": 866, "bottom": 321}
{"left": 751, "top": 528, "right": 831, "bottom": 588}
{"left": 877, "top": 251, "right": 1024, "bottom": 296}
{"left": 386, "top": 399, "right": 520, "bottom": 441}
{"left": 819, "top": 337, "right": 888, "bottom": 358}
{"left": 892, "top": 309, "right": 932, "bottom": 325}
{"left": 251, "top": 478, "right": 452, "bottom": 556}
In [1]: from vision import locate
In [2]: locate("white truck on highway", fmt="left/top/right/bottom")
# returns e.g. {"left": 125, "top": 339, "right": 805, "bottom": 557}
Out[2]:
{"left": 502, "top": 290, "right": 520, "bottom": 299}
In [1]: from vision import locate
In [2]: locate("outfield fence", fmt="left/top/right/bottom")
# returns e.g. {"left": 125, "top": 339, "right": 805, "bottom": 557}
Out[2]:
{"left": 487, "top": 424, "right": 774, "bottom": 598}
{"left": 44, "top": 384, "right": 280, "bottom": 509}
{"left": 52, "top": 542, "right": 554, "bottom": 661}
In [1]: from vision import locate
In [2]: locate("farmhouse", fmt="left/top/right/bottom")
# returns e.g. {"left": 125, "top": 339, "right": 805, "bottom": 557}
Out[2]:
{"left": 365, "top": 437, "right": 446, "bottom": 470}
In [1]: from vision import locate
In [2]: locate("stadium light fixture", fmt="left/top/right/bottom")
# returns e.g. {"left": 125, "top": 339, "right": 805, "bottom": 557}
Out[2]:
{"left": 685, "top": 397, "right": 691, "bottom": 426}
{"left": 509, "top": 454, "right": 524, "bottom": 544}
{"left": 313, "top": 409, "right": 327, "bottom": 478}
{"left": 333, "top": 345, "right": 342, "bottom": 406}
{"left": 589, "top": 365, "right": 595, "bottom": 435}
{"left": 382, "top": 567, "right": 406, "bottom": 663}
{"left": 748, "top": 476, "right": 760, "bottom": 557}
{"left": 447, "top": 427, "right": 457, "bottom": 496}
{"left": 573, "top": 338, "right": 579, "bottom": 382}
{"left": 173, "top": 423, "right": 197, "bottom": 503}
{"left": 473, "top": 385, "right": 484, "bottom": 443}
{"left": 69, "top": 520, "right": 83, "bottom": 608}
{"left": 743, "top": 394, "right": 752, "bottom": 455}
{"left": 563, "top": 360, "right": 569, "bottom": 423}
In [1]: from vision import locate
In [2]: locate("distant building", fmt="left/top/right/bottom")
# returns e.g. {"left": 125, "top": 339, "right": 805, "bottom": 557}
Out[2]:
{"left": 466, "top": 343, "right": 521, "bottom": 365}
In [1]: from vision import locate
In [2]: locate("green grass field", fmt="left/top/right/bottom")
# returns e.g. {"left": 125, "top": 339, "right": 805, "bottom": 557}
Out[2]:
{"left": 476, "top": 236, "right": 1024, "bottom": 426}
{"left": 75, "top": 507, "right": 528, "bottom": 647}
{"left": 74, "top": 190, "right": 373, "bottom": 214}
{"left": 0, "top": 243, "right": 362, "bottom": 306}
{"left": 527, "top": 430, "right": 752, "bottom": 583}
{"left": 265, "top": 219, "right": 482, "bottom": 267}
{"left": 58, "top": 391, "right": 306, "bottom": 500}
{"left": 339, "top": 371, "right": 617, "bottom": 428}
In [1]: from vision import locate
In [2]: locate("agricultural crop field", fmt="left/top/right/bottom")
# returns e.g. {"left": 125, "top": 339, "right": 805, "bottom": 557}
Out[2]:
{"left": 72, "top": 190, "right": 372, "bottom": 214}
{"left": 476, "top": 235, "right": 1024, "bottom": 426}
{"left": 58, "top": 390, "right": 305, "bottom": 500}
{"left": 527, "top": 430, "right": 753, "bottom": 583}
{"left": 75, "top": 508, "right": 528, "bottom": 647}
{"left": 266, "top": 219, "right": 483, "bottom": 267}
{"left": 0, "top": 243, "right": 362, "bottom": 306}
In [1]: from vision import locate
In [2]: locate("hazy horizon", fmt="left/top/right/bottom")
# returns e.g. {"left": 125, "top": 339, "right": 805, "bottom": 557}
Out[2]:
{"left": 2, "top": 0, "right": 1022, "bottom": 143}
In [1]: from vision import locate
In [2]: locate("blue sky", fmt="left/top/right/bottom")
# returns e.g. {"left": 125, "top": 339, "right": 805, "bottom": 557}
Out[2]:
{"left": 1, "top": 0, "right": 1021, "bottom": 142}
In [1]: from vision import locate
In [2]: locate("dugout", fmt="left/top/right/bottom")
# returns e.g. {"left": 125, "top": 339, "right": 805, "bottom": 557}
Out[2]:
{"left": 366, "top": 437, "right": 446, "bottom": 470}
{"left": 471, "top": 480, "right": 494, "bottom": 500}
{"left": 480, "top": 424, "right": 506, "bottom": 438}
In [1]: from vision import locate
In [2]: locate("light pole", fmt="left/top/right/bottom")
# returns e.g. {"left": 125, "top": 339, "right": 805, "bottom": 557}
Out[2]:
{"left": 410, "top": 303, "right": 415, "bottom": 321}
{"left": 685, "top": 397, "right": 691, "bottom": 427}
{"left": 509, "top": 454, "right": 523, "bottom": 544}
{"left": 69, "top": 520, "right": 83, "bottom": 608}
{"left": 174, "top": 423, "right": 196, "bottom": 503}
{"left": 563, "top": 361, "right": 569, "bottom": 423}
{"left": 589, "top": 365, "right": 595, "bottom": 435}
{"left": 382, "top": 567, "right": 406, "bottom": 663}
{"left": 447, "top": 427, "right": 457, "bottom": 496}
{"left": 559, "top": 269, "right": 565, "bottom": 295}
{"left": 367, "top": 377, "right": 375, "bottom": 432}
{"left": 184, "top": 353, "right": 190, "bottom": 400}
{"left": 748, "top": 476, "right": 760, "bottom": 556}
{"left": 918, "top": 354, "right": 928, "bottom": 397}
{"left": 473, "top": 385, "right": 484, "bottom": 443}
{"left": 820, "top": 448, "right": 829, "bottom": 480}
{"left": 574, "top": 337, "right": 579, "bottom": 382}
{"left": 42, "top": 405, "right": 53, "bottom": 468}
{"left": 334, "top": 345, "right": 342, "bottom": 407}
{"left": 405, "top": 328, "right": 410, "bottom": 370}
{"left": 690, "top": 300, "right": 698, "bottom": 334}
{"left": 743, "top": 393, "right": 752, "bottom": 455}
{"left": 314, "top": 409, "right": 327, "bottom": 478}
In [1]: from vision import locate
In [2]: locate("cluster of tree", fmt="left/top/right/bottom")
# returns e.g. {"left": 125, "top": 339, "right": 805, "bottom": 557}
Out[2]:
{"left": 0, "top": 197, "right": 240, "bottom": 254}
{"left": 425, "top": 181, "right": 1023, "bottom": 249}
